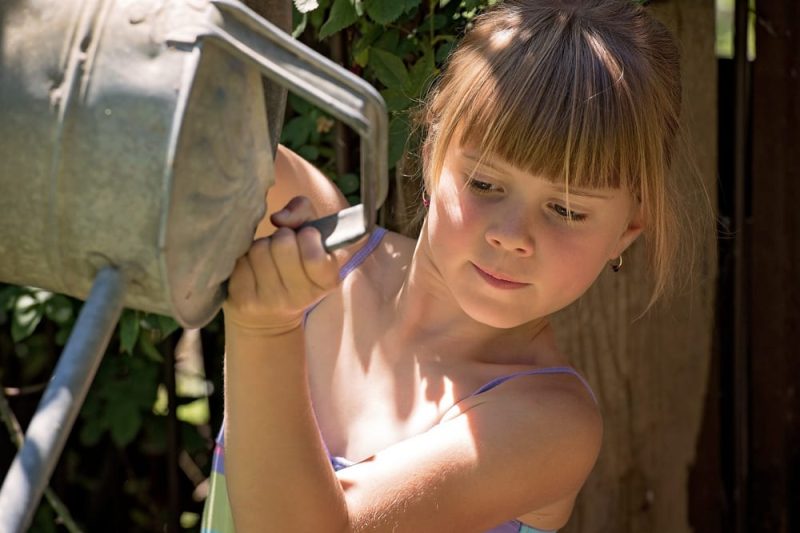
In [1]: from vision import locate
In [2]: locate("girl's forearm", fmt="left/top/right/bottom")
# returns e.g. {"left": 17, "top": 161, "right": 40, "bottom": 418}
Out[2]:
{"left": 223, "top": 322, "right": 350, "bottom": 532}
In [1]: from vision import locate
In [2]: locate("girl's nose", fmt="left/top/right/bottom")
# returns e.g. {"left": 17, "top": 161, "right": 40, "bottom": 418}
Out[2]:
{"left": 485, "top": 218, "right": 535, "bottom": 257}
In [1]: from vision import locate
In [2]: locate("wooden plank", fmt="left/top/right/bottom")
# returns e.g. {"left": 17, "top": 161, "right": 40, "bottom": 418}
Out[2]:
{"left": 749, "top": 0, "right": 800, "bottom": 531}
{"left": 556, "top": 2, "right": 718, "bottom": 532}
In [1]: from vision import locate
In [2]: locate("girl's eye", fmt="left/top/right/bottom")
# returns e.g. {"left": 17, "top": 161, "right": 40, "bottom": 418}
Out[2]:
{"left": 551, "top": 203, "right": 587, "bottom": 222}
{"left": 466, "top": 177, "right": 499, "bottom": 194}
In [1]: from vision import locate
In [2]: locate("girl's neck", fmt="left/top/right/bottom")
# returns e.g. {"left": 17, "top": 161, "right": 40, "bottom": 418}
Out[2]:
{"left": 383, "top": 230, "right": 551, "bottom": 364}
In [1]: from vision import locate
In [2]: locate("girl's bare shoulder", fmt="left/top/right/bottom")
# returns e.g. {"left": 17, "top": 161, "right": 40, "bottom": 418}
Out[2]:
{"left": 332, "top": 363, "right": 602, "bottom": 532}
{"left": 255, "top": 144, "right": 350, "bottom": 238}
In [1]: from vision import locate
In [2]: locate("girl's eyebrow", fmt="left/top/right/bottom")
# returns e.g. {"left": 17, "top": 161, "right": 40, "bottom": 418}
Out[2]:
{"left": 461, "top": 151, "right": 503, "bottom": 171}
{"left": 461, "top": 151, "right": 613, "bottom": 200}
{"left": 549, "top": 186, "right": 613, "bottom": 200}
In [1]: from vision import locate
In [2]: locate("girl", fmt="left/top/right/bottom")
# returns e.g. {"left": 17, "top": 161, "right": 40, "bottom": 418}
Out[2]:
{"left": 203, "top": 0, "right": 687, "bottom": 531}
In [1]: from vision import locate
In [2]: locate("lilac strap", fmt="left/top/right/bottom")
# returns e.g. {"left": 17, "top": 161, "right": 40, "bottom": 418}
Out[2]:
{"left": 337, "top": 227, "right": 387, "bottom": 280}
{"left": 469, "top": 366, "right": 598, "bottom": 404}
{"left": 303, "top": 227, "right": 387, "bottom": 325}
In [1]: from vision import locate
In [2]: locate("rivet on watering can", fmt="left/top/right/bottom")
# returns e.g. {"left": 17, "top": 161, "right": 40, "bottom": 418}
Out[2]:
{"left": 104, "top": 108, "right": 112, "bottom": 116}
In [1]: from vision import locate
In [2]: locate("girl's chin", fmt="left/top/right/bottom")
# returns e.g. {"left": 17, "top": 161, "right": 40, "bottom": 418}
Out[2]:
{"left": 459, "top": 302, "right": 540, "bottom": 330}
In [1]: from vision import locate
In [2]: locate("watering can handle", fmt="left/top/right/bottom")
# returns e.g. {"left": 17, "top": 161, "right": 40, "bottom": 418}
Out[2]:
{"left": 198, "top": 0, "right": 388, "bottom": 251}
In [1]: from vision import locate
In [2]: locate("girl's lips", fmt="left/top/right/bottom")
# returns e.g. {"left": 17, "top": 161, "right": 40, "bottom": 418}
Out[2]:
{"left": 471, "top": 263, "right": 530, "bottom": 289}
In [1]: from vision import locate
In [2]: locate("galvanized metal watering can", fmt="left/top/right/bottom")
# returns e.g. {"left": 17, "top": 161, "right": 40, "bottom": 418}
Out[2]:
{"left": 0, "top": 0, "right": 388, "bottom": 328}
{"left": 0, "top": 0, "right": 388, "bottom": 529}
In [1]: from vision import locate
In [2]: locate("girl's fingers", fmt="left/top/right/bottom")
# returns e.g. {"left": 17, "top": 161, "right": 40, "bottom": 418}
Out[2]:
{"left": 247, "top": 237, "right": 282, "bottom": 300}
{"left": 297, "top": 226, "right": 340, "bottom": 290}
{"left": 225, "top": 212, "right": 339, "bottom": 329}
{"left": 268, "top": 227, "right": 308, "bottom": 297}
{"left": 226, "top": 254, "right": 257, "bottom": 302}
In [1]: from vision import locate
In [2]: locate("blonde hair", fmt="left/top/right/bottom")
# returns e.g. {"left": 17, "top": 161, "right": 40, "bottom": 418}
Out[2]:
{"left": 418, "top": 0, "right": 693, "bottom": 308}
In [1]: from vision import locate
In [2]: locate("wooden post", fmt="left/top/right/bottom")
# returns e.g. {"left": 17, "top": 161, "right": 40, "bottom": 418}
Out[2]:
{"left": 749, "top": 1, "right": 800, "bottom": 530}
{"left": 555, "top": 2, "right": 718, "bottom": 532}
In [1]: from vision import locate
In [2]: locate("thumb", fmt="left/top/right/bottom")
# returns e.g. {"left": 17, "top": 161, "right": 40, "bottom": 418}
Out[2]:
{"left": 270, "top": 196, "right": 317, "bottom": 229}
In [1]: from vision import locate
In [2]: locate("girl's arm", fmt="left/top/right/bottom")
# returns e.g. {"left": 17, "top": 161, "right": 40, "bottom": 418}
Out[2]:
{"left": 224, "top": 325, "right": 350, "bottom": 532}
{"left": 222, "top": 199, "right": 602, "bottom": 532}
{"left": 255, "top": 144, "right": 350, "bottom": 239}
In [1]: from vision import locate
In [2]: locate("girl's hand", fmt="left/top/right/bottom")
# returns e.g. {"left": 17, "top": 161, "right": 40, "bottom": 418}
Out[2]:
{"left": 223, "top": 196, "right": 340, "bottom": 337}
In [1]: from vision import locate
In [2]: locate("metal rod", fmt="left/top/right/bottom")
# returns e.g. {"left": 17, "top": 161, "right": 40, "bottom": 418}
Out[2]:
{"left": 0, "top": 392, "right": 84, "bottom": 533}
{"left": 0, "top": 267, "right": 125, "bottom": 532}
{"left": 732, "top": 0, "right": 751, "bottom": 531}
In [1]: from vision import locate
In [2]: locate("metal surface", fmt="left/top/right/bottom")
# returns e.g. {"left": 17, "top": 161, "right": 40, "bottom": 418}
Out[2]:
{"left": 0, "top": 0, "right": 388, "bottom": 329}
{"left": 0, "top": 267, "right": 125, "bottom": 532}
{"left": 205, "top": 0, "right": 389, "bottom": 225}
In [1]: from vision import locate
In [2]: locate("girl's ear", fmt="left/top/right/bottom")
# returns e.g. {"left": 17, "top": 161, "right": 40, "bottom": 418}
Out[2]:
{"left": 612, "top": 203, "right": 645, "bottom": 259}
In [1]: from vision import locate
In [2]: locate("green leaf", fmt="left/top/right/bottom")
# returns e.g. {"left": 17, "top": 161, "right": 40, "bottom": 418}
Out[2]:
{"left": 293, "top": 0, "right": 319, "bottom": 13}
{"left": 288, "top": 93, "right": 313, "bottom": 115}
{"left": 155, "top": 314, "right": 180, "bottom": 338}
{"left": 424, "top": 12, "right": 448, "bottom": 31}
{"left": 177, "top": 398, "right": 210, "bottom": 426}
{"left": 354, "top": 46, "right": 370, "bottom": 67}
{"left": 43, "top": 294, "right": 74, "bottom": 324}
{"left": 370, "top": 48, "right": 410, "bottom": 89}
{"left": 319, "top": 0, "right": 358, "bottom": 39}
{"left": 388, "top": 114, "right": 410, "bottom": 167}
{"left": 119, "top": 310, "right": 139, "bottom": 354}
{"left": 436, "top": 40, "right": 455, "bottom": 63}
{"left": 0, "top": 285, "right": 21, "bottom": 310}
{"left": 296, "top": 145, "right": 320, "bottom": 160}
{"left": 407, "top": 47, "right": 435, "bottom": 96}
{"left": 365, "top": 0, "right": 405, "bottom": 24}
{"left": 138, "top": 335, "right": 164, "bottom": 363}
{"left": 380, "top": 88, "right": 412, "bottom": 112}
{"left": 374, "top": 29, "right": 399, "bottom": 52}
{"left": 12, "top": 294, "right": 43, "bottom": 342}
{"left": 80, "top": 418, "right": 106, "bottom": 447}
{"left": 334, "top": 173, "right": 360, "bottom": 195}
{"left": 109, "top": 400, "right": 142, "bottom": 447}
{"left": 281, "top": 116, "right": 313, "bottom": 148}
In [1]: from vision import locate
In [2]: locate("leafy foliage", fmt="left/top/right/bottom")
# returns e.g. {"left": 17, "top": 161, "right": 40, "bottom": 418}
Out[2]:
{"left": 0, "top": 286, "right": 214, "bottom": 531}
{"left": 283, "top": 0, "right": 499, "bottom": 205}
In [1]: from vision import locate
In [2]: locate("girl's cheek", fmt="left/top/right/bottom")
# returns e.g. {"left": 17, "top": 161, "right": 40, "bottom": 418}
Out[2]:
{"left": 455, "top": 194, "right": 483, "bottom": 227}
{"left": 434, "top": 182, "right": 477, "bottom": 230}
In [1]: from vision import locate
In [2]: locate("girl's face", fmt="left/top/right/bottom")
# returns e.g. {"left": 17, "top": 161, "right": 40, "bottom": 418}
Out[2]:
{"left": 424, "top": 141, "right": 644, "bottom": 329}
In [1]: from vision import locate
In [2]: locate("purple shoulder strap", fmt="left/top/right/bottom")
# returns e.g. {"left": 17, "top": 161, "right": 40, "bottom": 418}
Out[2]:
{"left": 303, "top": 227, "right": 387, "bottom": 325}
{"left": 338, "top": 227, "right": 387, "bottom": 280}
{"left": 470, "top": 366, "right": 598, "bottom": 404}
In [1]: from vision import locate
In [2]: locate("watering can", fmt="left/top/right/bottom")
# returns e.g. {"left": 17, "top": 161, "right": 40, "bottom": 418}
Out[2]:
{"left": 0, "top": 0, "right": 388, "bottom": 529}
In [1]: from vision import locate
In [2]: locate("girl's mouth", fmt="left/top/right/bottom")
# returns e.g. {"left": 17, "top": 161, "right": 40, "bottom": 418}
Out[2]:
{"left": 471, "top": 263, "right": 530, "bottom": 289}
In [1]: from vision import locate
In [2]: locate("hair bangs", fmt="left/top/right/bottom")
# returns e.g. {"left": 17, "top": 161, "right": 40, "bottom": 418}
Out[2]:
{"left": 453, "top": 20, "right": 649, "bottom": 195}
